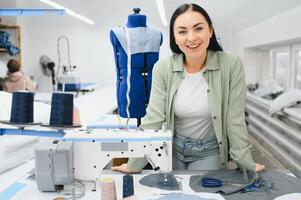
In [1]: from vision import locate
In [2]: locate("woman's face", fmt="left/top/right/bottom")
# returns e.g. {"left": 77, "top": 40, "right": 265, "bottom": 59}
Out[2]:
{"left": 173, "top": 10, "right": 213, "bottom": 58}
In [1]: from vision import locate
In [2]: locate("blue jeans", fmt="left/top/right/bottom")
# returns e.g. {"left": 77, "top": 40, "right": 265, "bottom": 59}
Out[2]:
{"left": 172, "top": 134, "right": 221, "bottom": 170}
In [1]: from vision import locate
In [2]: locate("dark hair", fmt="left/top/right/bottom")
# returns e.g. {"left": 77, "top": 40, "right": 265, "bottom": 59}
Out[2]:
{"left": 7, "top": 59, "right": 20, "bottom": 73}
{"left": 170, "top": 3, "right": 223, "bottom": 54}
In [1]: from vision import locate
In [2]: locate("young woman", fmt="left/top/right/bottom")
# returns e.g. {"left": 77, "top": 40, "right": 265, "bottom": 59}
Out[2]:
{"left": 112, "top": 3, "right": 265, "bottom": 173}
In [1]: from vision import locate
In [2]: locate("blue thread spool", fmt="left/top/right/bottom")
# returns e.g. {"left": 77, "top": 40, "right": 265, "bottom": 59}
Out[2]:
{"left": 123, "top": 174, "right": 134, "bottom": 198}
{"left": 10, "top": 91, "right": 34, "bottom": 123}
{"left": 50, "top": 93, "right": 73, "bottom": 126}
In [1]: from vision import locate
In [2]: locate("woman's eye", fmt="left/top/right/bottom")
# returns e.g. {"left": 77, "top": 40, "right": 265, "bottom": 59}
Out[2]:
{"left": 178, "top": 31, "right": 187, "bottom": 35}
{"left": 196, "top": 27, "right": 203, "bottom": 32}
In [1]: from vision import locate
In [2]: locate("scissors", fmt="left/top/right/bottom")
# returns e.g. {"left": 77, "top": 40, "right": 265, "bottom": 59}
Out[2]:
{"left": 242, "top": 177, "right": 271, "bottom": 193}
{"left": 202, "top": 177, "right": 269, "bottom": 194}
{"left": 201, "top": 177, "right": 247, "bottom": 188}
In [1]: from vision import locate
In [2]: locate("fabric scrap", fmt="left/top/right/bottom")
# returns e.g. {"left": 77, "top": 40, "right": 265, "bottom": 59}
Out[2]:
{"left": 139, "top": 173, "right": 180, "bottom": 190}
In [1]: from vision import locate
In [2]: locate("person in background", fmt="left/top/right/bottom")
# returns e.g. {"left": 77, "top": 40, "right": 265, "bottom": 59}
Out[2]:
{"left": 112, "top": 3, "right": 265, "bottom": 173}
{"left": 3, "top": 59, "right": 36, "bottom": 93}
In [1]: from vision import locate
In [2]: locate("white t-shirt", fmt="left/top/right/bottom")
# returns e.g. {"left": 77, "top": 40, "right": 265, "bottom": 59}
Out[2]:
{"left": 174, "top": 67, "right": 214, "bottom": 140}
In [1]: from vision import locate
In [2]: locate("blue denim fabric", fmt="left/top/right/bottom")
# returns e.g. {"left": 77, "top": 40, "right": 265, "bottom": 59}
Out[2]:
{"left": 173, "top": 134, "right": 220, "bottom": 163}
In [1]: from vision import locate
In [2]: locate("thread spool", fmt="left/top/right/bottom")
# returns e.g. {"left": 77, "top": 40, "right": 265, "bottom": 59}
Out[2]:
{"left": 50, "top": 93, "right": 73, "bottom": 126}
{"left": 10, "top": 91, "right": 34, "bottom": 123}
{"left": 123, "top": 174, "right": 134, "bottom": 198}
{"left": 101, "top": 177, "right": 117, "bottom": 200}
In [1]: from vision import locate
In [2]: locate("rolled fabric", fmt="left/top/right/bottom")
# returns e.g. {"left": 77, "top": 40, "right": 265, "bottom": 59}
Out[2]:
{"left": 123, "top": 174, "right": 134, "bottom": 198}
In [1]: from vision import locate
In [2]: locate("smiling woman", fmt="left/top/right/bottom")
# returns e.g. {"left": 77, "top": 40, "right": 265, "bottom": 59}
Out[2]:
{"left": 112, "top": 3, "right": 265, "bottom": 174}
{"left": 172, "top": 7, "right": 214, "bottom": 73}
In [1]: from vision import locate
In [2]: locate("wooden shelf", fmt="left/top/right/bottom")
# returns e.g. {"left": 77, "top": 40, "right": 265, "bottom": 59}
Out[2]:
{"left": 0, "top": 24, "right": 19, "bottom": 29}
{"left": 0, "top": 48, "right": 7, "bottom": 52}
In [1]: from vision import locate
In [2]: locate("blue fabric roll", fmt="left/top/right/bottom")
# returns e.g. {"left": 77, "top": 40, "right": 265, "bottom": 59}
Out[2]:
{"left": 50, "top": 93, "right": 73, "bottom": 126}
{"left": 123, "top": 174, "right": 134, "bottom": 198}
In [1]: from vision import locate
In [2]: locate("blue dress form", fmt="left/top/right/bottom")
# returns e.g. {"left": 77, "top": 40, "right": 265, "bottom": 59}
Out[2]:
{"left": 110, "top": 8, "right": 162, "bottom": 125}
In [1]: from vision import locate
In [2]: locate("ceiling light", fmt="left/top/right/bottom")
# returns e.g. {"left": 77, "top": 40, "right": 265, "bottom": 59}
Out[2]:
{"left": 39, "top": 0, "right": 94, "bottom": 25}
{"left": 155, "top": 0, "right": 168, "bottom": 26}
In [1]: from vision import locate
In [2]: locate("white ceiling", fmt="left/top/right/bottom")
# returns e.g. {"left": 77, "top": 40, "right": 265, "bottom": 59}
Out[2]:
{"left": 166, "top": 0, "right": 301, "bottom": 32}
{"left": 1, "top": 0, "right": 301, "bottom": 33}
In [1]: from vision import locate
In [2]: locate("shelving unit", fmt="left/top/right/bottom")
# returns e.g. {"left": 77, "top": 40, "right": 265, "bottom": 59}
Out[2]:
{"left": 0, "top": 23, "right": 21, "bottom": 63}
{"left": 246, "top": 93, "right": 301, "bottom": 178}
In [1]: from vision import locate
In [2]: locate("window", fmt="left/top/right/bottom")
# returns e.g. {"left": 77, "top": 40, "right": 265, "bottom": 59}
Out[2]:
{"left": 274, "top": 51, "right": 289, "bottom": 90}
{"left": 296, "top": 51, "right": 301, "bottom": 89}
{"left": 259, "top": 43, "right": 301, "bottom": 90}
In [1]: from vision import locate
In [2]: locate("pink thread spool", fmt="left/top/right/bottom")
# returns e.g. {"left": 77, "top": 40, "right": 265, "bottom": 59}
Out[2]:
{"left": 101, "top": 177, "right": 117, "bottom": 200}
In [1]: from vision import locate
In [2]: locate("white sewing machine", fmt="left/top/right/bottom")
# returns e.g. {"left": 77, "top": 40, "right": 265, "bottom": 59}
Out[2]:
{"left": 63, "top": 128, "right": 173, "bottom": 180}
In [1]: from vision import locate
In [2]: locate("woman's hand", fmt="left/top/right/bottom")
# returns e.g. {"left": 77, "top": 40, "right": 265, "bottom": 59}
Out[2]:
{"left": 255, "top": 163, "right": 265, "bottom": 172}
{"left": 111, "top": 163, "right": 140, "bottom": 173}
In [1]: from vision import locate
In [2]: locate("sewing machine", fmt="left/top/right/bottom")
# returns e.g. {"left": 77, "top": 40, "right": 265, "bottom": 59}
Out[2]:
{"left": 0, "top": 125, "right": 173, "bottom": 190}
{"left": 63, "top": 128, "right": 173, "bottom": 180}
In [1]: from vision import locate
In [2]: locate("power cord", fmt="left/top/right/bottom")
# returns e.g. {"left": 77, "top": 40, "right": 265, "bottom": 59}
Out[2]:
{"left": 56, "top": 35, "right": 72, "bottom": 82}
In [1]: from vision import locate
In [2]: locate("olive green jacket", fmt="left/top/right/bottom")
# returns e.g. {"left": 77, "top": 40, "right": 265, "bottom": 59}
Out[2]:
{"left": 128, "top": 51, "right": 256, "bottom": 171}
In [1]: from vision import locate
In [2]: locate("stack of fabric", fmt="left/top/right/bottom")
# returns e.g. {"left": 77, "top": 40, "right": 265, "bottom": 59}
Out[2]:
{"left": 0, "top": 135, "right": 38, "bottom": 174}
{"left": 0, "top": 91, "right": 51, "bottom": 174}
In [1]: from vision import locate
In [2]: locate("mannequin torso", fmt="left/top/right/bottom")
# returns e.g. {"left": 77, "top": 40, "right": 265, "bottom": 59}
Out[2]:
{"left": 110, "top": 8, "right": 162, "bottom": 119}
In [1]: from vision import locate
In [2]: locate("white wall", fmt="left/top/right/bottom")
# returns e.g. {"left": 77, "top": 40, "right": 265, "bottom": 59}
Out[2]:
{"left": 19, "top": 22, "right": 118, "bottom": 92}
{"left": 13, "top": 0, "right": 173, "bottom": 92}
{"left": 1, "top": 0, "right": 234, "bottom": 91}
{"left": 2, "top": 1, "right": 301, "bottom": 89}
{"left": 19, "top": 23, "right": 171, "bottom": 92}
{"left": 215, "top": 26, "right": 235, "bottom": 51}
{"left": 235, "top": 5, "right": 301, "bottom": 83}
{"left": 12, "top": 1, "right": 234, "bottom": 92}
{"left": 258, "top": 50, "right": 272, "bottom": 83}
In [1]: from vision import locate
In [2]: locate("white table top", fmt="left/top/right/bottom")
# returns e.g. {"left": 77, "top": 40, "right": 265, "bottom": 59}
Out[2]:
{"left": 1, "top": 162, "right": 301, "bottom": 200}
{"left": 0, "top": 163, "right": 224, "bottom": 200}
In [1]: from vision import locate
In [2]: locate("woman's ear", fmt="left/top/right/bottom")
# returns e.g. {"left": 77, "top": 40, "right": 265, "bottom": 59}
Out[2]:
{"left": 209, "top": 27, "right": 214, "bottom": 38}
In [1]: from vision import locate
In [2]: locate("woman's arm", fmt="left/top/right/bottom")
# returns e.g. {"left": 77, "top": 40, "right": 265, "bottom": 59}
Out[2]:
{"left": 226, "top": 56, "right": 257, "bottom": 171}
